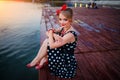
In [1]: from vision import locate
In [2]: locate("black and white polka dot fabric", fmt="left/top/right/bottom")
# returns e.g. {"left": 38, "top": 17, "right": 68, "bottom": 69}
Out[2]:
{"left": 47, "top": 31, "right": 77, "bottom": 78}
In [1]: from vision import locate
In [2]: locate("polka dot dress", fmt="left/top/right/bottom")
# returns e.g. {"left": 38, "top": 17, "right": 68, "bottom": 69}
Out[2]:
{"left": 47, "top": 31, "right": 77, "bottom": 78}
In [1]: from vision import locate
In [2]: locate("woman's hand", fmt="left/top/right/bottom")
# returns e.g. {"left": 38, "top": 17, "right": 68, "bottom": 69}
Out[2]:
{"left": 46, "top": 29, "right": 53, "bottom": 37}
{"left": 54, "top": 34, "right": 62, "bottom": 42}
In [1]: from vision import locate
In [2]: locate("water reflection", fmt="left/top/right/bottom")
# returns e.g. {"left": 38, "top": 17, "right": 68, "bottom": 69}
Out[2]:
{"left": 0, "top": 1, "right": 42, "bottom": 80}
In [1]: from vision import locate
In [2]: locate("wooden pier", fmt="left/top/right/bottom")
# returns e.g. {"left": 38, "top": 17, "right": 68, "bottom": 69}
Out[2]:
{"left": 39, "top": 7, "right": 120, "bottom": 80}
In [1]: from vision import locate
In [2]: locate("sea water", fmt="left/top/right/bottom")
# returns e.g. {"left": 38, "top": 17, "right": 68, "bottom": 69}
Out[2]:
{"left": 0, "top": 1, "right": 42, "bottom": 80}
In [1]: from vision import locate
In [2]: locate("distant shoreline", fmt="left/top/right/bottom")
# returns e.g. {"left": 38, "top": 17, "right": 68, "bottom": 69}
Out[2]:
{"left": 1, "top": 0, "right": 120, "bottom": 9}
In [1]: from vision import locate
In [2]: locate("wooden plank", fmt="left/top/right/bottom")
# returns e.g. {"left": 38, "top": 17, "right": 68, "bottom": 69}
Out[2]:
{"left": 74, "top": 16, "right": 120, "bottom": 49}
{"left": 99, "top": 51, "right": 120, "bottom": 80}
{"left": 75, "top": 54, "right": 96, "bottom": 80}
{"left": 84, "top": 52, "right": 113, "bottom": 80}
{"left": 39, "top": 66, "right": 56, "bottom": 80}
{"left": 108, "top": 50, "right": 120, "bottom": 63}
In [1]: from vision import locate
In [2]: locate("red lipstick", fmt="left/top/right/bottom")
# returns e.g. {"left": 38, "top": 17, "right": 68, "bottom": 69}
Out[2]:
{"left": 61, "top": 24, "right": 65, "bottom": 26}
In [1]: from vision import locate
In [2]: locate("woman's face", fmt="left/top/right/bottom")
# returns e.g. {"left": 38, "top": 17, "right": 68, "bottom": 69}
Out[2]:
{"left": 58, "top": 13, "right": 71, "bottom": 28}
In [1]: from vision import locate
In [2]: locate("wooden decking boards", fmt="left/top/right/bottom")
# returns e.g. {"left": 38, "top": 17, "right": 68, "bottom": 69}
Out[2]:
{"left": 39, "top": 7, "right": 120, "bottom": 80}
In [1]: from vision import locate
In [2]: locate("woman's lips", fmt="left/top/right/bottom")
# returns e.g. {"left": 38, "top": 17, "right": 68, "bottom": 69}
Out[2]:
{"left": 61, "top": 24, "right": 65, "bottom": 26}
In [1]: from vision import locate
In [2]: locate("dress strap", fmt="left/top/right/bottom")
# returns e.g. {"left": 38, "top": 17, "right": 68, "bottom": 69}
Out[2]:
{"left": 66, "top": 31, "right": 77, "bottom": 41}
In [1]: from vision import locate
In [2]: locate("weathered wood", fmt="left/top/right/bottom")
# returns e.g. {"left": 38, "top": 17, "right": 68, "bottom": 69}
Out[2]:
{"left": 39, "top": 7, "right": 120, "bottom": 80}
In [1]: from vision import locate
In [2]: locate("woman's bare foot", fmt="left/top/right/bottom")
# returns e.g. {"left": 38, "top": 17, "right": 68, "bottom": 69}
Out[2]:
{"left": 26, "top": 58, "right": 39, "bottom": 68}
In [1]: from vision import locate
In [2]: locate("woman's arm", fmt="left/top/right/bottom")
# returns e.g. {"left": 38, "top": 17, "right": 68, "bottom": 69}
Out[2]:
{"left": 46, "top": 30, "right": 75, "bottom": 49}
{"left": 53, "top": 33, "right": 62, "bottom": 42}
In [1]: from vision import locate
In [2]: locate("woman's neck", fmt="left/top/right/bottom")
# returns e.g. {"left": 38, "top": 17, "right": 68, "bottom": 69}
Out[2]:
{"left": 63, "top": 26, "right": 71, "bottom": 33}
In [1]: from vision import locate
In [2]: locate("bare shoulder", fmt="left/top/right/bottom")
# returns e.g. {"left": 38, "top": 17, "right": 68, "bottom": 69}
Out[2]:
{"left": 63, "top": 32, "right": 75, "bottom": 43}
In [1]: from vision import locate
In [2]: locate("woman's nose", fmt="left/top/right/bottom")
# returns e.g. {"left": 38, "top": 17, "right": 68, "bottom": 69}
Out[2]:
{"left": 60, "top": 20, "right": 65, "bottom": 24}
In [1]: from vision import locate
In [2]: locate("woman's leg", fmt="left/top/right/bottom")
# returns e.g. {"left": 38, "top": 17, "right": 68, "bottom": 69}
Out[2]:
{"left": 35, "top": 55, "right": 48, "bottom": 69}
{"left": 38, "top": 55, "right": 48, "bottom": 66}
{"left": 27, "top": 39, "right": 48, "bottom": 67}
{"left": 35, "top": 56, "right": 48, "bottom": 70}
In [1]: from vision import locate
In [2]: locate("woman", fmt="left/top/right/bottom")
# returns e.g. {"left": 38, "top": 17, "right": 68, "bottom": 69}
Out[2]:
{"left": 27, "top": 4, "right": 77, "bottom": 78}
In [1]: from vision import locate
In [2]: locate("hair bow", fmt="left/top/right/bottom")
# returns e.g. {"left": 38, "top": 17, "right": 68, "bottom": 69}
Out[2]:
{"left": 56, "top": 4, "right": 67, "bottom": 15}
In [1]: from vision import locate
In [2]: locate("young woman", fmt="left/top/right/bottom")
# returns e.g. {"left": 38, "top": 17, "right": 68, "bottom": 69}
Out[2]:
{"left": 27, "top": 4, "right": 77, "bottom": 78}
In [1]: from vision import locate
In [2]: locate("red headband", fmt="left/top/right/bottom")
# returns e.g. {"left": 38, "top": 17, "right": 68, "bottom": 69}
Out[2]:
{"left": 56, "top": 4, "right": 67, "bottom": 15}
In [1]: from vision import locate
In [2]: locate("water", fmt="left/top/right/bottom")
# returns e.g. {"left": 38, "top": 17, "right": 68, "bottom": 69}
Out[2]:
{"left": 0, "top": 1, "right": 43, "bottom": 80}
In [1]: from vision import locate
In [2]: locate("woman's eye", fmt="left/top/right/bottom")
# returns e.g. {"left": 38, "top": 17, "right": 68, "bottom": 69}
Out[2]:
{"left": 59, "top": 18, "right": 61, "bottom": 21}
{"left": 64, "top": 19, "right": 68, "bottom": 21}
{"left": 59, "top": 18, "right": 68, "bottom": 21}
